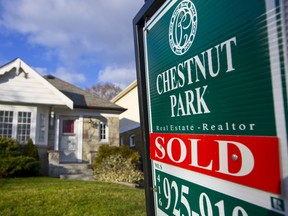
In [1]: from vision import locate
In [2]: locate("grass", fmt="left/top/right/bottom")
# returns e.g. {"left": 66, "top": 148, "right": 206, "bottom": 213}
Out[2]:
{"left": 0, "top": 177, "right": 146, "bottom": 216}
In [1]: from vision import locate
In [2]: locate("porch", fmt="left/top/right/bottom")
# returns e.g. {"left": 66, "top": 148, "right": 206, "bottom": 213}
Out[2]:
{"left": 48, "top": 150, "right": 95, "bottom": 181}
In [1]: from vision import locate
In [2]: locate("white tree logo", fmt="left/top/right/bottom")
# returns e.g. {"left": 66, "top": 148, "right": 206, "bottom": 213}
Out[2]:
{"left": 169, "top": 0, "right": 198, "bottom": 55}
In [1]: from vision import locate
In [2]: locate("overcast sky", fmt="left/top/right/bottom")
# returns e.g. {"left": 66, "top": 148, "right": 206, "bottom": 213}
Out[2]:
{"left": 0, "top": 0, "right": 144, "bottom": 89}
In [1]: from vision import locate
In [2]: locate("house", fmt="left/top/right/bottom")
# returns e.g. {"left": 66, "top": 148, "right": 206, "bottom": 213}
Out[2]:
{"left": 0, "top": 58, "right": 125, "bottom": 177}
{"left": 111, "top": 81, "right": 143, "bottom": 155}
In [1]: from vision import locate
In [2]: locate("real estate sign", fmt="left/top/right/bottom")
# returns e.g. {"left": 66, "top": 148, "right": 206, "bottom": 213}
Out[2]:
{"left": 138, "top": 0, "right": 288, "bottom": 215}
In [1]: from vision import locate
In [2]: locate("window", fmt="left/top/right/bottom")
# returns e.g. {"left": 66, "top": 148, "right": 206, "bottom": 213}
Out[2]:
{"left": 17, "top": 112, "right": 31, "bottom": 144}
{"left": 62, "top": 120, "right": 75, "bottom": 134}
{"left": 0, "top": 111, "right": 13, "bottom": 138}
{"left": 38, "top": 113, "right": 46, "bottom": 143}
{"left": 0, "top": 106, "right": 36, "bottom": 144}
{"left": 99, "top": 122, "right": 108, "bottom": 141}
{"left": 130, "top": 134, "right": 135, "bottom": 147}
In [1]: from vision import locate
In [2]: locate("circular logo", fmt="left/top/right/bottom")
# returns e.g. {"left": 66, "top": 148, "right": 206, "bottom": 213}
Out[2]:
{"left": 169, "top": 0, "right": 198, "bottom": 55}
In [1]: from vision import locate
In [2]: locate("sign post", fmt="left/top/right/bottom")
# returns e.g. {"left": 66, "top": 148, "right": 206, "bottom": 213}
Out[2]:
{"left": 134, "top": 0, "right": 288, "bottom": 215}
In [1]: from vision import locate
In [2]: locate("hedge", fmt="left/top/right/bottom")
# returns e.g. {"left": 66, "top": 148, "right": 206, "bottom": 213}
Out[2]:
{"left": 92, "top": 145, "right": 143, "bottom": 183}
{"left": 0, "top": 137, "right": 40, "bottom": 178}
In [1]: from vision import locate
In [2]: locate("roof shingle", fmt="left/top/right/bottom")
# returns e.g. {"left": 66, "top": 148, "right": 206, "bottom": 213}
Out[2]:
{"left": 43, "top": 75, "right": 125, "bottom": 112}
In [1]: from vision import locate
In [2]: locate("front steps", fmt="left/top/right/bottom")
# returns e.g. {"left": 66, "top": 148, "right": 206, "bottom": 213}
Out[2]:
{"left": 49, "top": 163, "right": 94, "bottom": 181}
{"left": 60, "top": 173, "right": 94, "bottom": 181}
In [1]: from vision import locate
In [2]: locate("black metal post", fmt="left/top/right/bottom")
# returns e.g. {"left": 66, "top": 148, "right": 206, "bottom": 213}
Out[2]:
{"left": 133, "top": 1, "right": 166, "bottom": 215}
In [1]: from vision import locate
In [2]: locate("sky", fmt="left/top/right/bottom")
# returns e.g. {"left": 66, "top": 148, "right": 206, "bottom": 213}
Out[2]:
{"left": 0, "top": 0, "right": 144, "bottom": 89}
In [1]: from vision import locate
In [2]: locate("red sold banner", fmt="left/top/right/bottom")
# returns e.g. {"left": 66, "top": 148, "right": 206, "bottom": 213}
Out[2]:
{"left": 150, "top": 133, "right": 281, "bottom": 194}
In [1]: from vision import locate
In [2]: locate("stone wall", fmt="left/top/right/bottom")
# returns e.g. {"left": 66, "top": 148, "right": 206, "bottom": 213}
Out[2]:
{"left": 48, "top": 150, "right": 60, "bottom": 177}
{"left": 107, "top": 117, "right": 120, "bottom": 146}
{"left": 82, "top": 116, "right": 120, "bottom": 164}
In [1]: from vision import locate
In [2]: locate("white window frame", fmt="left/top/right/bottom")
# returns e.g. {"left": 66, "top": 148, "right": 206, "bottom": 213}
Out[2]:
{"left": 129, "top": 134, "right": 135, "bottom": 147}
{"left": 36, "top": 106, "right": 49, "bottom": 145}
{"left": 0, "top": 110, "right": 13, "bottom": 138}
{"left": 0, "top": 105, "right": 36, "bottom": 144}
{"left": 37, "top": 113, "right": 47, "bottom": 144}
{"left": 16, "top": 111, "right": 32, "bottom": 144}
{"left": 99, "top": 122, "right": 108, "bottom": 142}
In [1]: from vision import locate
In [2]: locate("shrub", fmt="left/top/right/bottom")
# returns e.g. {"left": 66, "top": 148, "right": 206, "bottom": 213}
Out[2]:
{"left": 93, "top": 145, "right": 143, "bottom": 183}
{"left": 0, "top": 156, "right": 40, "bottom": 177}
{"left": 0, "top": 137, "right": 40, "bottom": 178}
{"left": 0, "top": 137, "right": 21, "bottom": 157}
{"left": 94, "top": 154, "right": 143, "bottom": 183}
{"left": 93, "top": 145, "right": 140, "bottom": 169}
{"left": 23, "top": 138, "right": 39, "bottom": 160}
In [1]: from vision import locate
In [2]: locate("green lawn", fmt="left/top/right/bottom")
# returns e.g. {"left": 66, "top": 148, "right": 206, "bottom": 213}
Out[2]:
{"left": 0, "top": 177, "right": 146, "bottom": 216}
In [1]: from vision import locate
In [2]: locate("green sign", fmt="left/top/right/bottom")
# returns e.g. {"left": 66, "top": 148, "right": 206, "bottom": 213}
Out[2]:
{"left": 141, "top": 0, "right": 288, "bottom": 215}
{"left": 155, "top": 170, "right": 284, "bottom": 216}
{"left": 144, "top": 0, "right": 282, "bottom": 136}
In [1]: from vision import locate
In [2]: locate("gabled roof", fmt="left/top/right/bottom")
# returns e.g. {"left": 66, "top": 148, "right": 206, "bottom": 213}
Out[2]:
{"left": 43, "top": 75, "right": 126, "bottom": 112}
{"left": 111, "top": 80, "right": 137, "bottom": 103}
{"left": 0, "top": 58, "right": 125, "bottom": 112}
{"left": 0, "top": 58, "right": 73, "bottom": 109}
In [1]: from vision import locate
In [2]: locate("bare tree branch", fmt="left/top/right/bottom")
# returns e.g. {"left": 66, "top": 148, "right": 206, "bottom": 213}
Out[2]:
{"left": 87, "top": 82, "right": 122, "bottom": 101}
